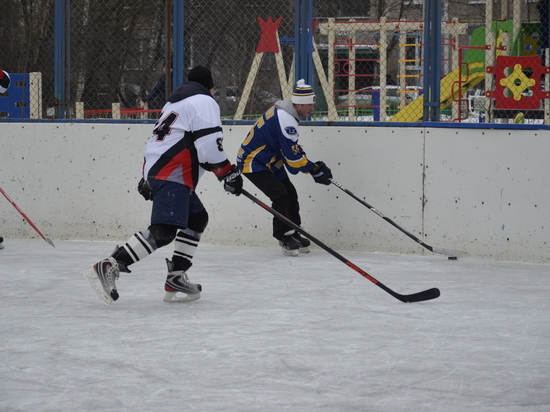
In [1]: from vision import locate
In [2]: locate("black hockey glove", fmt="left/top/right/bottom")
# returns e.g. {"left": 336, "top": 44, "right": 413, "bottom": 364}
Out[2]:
{"left": 221, "top": 165, "right": 243, "bottom": 196}
{"left": 310, "top": 161, "right": 332, "bottom": 185}
{"left": 137, "top": 178, "right": 152, "bottom": 200}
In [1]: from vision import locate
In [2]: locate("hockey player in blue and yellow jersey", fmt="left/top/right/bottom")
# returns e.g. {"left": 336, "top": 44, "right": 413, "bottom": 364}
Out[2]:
{"left": 236, "top": 79, "right": 333, "bottom": 256}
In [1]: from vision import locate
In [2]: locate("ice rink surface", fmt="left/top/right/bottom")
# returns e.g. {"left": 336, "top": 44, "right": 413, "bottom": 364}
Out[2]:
{"left": 1, "top": 239, "right": 549, "bottom": 412}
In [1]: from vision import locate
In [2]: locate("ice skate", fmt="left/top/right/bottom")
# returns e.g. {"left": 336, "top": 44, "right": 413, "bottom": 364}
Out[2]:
{"left": 163, "top": 259, "right": 202, "bottom": 302}
{"left": 83, "top": 257, "right": 120, "bottom": 305}
{"left": 293, "top": 233, "right": 311, "bottom": 253}
{"left": 279, "top": 234, "right": 300, "bottom": 256}
{"left": 0, "top": 237, "right": 4, "bottom": 250}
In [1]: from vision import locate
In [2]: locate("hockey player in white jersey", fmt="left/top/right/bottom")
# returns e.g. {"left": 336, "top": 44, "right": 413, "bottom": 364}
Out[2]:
{"left": 236, "top": 79, "right": 333, "bottom": 256}
{"left": 84, "top": 66, "right": 243, "bottom": 304}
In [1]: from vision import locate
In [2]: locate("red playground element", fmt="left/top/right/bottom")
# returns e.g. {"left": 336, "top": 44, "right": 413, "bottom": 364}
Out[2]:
{"left": 486, "top": 55, "right": 550, "bottom": 109}
{"left": 256, "top": 16, "right": 283, "bottom": 53}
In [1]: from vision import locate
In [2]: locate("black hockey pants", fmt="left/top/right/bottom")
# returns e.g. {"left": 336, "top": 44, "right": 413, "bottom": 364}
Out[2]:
{"left": 243, "top": 171, "right": 301, "bottom": 240}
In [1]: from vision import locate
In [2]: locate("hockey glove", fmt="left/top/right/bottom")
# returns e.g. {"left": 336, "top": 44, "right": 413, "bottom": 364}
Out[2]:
{"left": 221, "top": 165, "right": 243, "bottom": 196}
{"left": 137, "top": 178, "right": 152, "bottom": 200}
{"left": 310, "top": 161, "right": 332, "bottom": 185}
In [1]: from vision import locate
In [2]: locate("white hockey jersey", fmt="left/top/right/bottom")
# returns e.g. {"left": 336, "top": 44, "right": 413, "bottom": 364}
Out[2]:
{"left": 143, "top": 82, "right": 232, "bottom": 189}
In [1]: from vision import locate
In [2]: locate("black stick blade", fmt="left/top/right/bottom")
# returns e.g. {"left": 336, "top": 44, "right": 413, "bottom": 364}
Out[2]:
{"left": 396, "top": 287, "right": 441, "bottom": 303}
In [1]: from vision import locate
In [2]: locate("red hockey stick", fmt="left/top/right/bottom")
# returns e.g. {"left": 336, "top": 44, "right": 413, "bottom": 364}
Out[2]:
{"left": 0, "top": 186, "right": 55, "bottom": 248}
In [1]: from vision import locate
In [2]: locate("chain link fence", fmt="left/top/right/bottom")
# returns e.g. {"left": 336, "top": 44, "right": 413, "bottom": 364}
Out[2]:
{"left": 0, "top": 0, "right": 548, "bottom": 123}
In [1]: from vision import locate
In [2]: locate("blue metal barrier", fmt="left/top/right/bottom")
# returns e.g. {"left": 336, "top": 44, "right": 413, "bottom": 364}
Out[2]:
{"left": 0, "top": 73, "right": 31, "bottom": 118}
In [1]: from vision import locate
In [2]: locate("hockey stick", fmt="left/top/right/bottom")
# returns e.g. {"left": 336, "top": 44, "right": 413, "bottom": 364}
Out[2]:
{"left": 241, "top": 189, "right": 440, "bottom": 303}
{"left": 0, "top": 186, "right": 55, "bottom": 248}
{"left": 330, "top": 179, "right": 461, "bottom": 258}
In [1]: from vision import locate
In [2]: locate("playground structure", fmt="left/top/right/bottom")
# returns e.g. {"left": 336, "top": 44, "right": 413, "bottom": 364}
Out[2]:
{"left": 235, "top": 16, "right": 474, "bottom": 122}
{"left": 232, "top": 0, "right": 549, "bottom": 123}
{"left": 316, "top": 17, "right": 470, "bottom": 122}
{"left": 78, "top": 12, "right": 549, "bottom": 124}
{"left": 390, "top": 20, "right": 550, "bottom": 123}
{"left": 3, "top": 1, "right": 548, "bottom": 124}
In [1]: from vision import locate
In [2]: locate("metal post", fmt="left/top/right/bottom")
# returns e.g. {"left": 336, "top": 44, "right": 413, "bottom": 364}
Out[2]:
{"left": 172, "top": 0, "right": 185, "bottom": 88}
{"left": 544, "top": 0, "right": 550, "bottom": 125}
{"left": 54, "top": 0, "right": 70, "bottom": 118}
{"left": 423, "top": 0, "right": 442, "bottom": 122}
{"left": 165, "top": 0, "right": 172, "bottom": 96}
{"left": 294, "top": 0, "right": 314, "bottom": 85}
{"left": 422, "top": 0, "right": 432, "bottom": 121}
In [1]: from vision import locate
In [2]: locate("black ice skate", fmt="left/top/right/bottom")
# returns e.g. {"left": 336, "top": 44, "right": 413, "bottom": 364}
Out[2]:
{"left": 163, "top": 259, "right": 202, "bottom": 302}
{"left": 279, "top": 234, "right": 300, "bottom": 256}
{"left": 292, "top": 233, "right": 311, "bottom": 253}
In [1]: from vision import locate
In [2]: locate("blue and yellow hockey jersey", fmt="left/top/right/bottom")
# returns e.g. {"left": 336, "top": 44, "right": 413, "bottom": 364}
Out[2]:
{"left": 236, "top": 99, "right": 316, "bottom": 181}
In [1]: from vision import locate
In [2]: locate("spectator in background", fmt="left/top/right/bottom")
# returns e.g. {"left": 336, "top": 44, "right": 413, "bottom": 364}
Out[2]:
{"left": 144, "top": 65, "right": 172, "bottom": 110}
{"left": 0, "top": 69, "right": 11, "bottom": 250}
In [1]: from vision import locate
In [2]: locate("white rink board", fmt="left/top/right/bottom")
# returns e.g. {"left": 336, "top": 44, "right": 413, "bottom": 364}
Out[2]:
{"left": 0, "top": 122, "right": 548, "bottom": 263}
{"left": 423, "top": 128, "right": 550, "bottom": 262}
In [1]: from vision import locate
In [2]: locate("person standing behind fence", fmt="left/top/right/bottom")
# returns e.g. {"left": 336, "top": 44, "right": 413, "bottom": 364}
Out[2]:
{"left": 84, "top": 65, "right": 243, "bottom": 304}
{"left": 144, "top": 64, "right": 172, "bottom": 110}
{"left": 236, "top": 79, "right": 333, "bottom": 256}
{"left": 0, "top": 69, "right": 10, "bottom": 250}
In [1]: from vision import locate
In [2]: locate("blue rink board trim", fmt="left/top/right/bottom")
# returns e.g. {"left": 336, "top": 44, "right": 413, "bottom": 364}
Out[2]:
{"left": 0, "top": 118, "right": 548, "bottom": 130}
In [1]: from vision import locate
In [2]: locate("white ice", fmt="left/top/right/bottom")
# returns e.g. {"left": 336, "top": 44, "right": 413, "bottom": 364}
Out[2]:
{"left": 1, "top": 239, "right": 549, "bottom": 411}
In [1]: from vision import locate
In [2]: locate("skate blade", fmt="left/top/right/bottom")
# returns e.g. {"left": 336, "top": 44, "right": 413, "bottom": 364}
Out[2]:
{"left": 163, "top": 291, "right": 201, "bottom": 302}
{"left": 282, "top": 249, "right": 299, "bottom": 256}
{"left": 299, "top": 246, "right": 310, "bottom": 253}
{"left": 83, "top": 269, "right": 114, "bottom": 305}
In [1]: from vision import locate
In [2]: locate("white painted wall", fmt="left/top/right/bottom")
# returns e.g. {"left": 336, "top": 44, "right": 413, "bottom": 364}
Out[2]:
{"left": 0, "top": 122, "right": 548, "bottom": 263}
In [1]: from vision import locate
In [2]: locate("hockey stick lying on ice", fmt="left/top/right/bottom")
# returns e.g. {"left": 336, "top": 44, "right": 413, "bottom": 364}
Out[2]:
{"left": 330, "top": 179, "right": 461, "bottom": 258}
{"left": 241, "top": 189, "right": 440, "bottom": 303}
{"left": 0, "top": 186, "right": 55, "bottom": 248}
